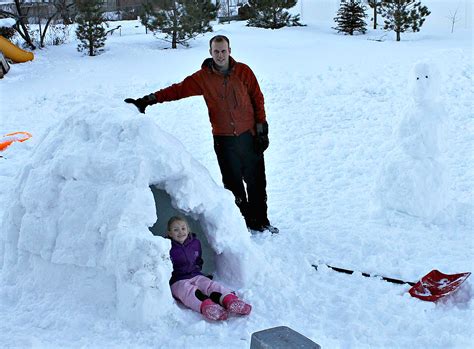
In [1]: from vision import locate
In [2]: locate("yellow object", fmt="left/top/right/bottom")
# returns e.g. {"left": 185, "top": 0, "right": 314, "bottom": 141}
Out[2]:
{"left": 0, "top": 35, "right": 34, "bottom": 63}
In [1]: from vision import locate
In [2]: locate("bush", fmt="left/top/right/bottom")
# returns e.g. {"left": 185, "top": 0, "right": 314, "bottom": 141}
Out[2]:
{"left": 47, "top": 24, "right": 70, "bottom": 46}
{"left": 0, "top": 26, "right": 16, "bottom": 40}
{"left": 238, "top": 4, "right": 254, "bottom": 20}
{"left": 246, "top": 0, "right": 303, "bottom": 29}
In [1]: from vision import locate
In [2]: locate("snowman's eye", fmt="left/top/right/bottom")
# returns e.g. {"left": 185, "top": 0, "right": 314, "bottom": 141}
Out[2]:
{"left": 425, "top": 75, "right": 428, "bottom": 78}
{"left": 416, "top": 77, "right": 420, "bottom": 80}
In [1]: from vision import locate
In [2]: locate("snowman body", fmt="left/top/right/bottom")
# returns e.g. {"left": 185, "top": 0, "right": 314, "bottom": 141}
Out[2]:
{"left": 377, "top": 63, "right": 448, "bottom": 221}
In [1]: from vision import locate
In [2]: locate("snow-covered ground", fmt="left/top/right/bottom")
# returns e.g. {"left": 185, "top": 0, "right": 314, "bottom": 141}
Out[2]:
{"left": 1, "top": 1, "right": 473, "bottom": 348}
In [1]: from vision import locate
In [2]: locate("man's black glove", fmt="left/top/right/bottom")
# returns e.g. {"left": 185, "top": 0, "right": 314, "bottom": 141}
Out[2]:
{"left": 254, "top": 122, "right": 269, "bottom": 154}
{"left": 124, "top": 93, "right": 157, "bottom": 114}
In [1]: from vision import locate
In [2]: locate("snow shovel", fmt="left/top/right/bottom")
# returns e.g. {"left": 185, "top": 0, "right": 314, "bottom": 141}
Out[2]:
{"left": 312, "top": 263, "right": 471, "bottom": 302}
{"left": 408, "top": 269, "right": 471, "bottom": 302}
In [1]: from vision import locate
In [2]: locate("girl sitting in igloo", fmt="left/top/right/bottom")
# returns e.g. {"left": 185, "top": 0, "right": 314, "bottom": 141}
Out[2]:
{"left": 166, "top": 216, "right": 252, "bottom": 321}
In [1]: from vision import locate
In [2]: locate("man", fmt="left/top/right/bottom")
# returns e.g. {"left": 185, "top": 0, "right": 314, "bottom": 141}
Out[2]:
{"left": 125, "top": 35, "right": 278, "bottom": 234}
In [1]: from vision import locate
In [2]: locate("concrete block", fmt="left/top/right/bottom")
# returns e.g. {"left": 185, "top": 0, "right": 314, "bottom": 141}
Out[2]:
{"left": 250, "top": 326, "right": 321, "bottom": 349}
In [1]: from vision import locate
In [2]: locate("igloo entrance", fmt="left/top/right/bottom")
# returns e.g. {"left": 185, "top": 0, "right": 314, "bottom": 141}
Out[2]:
{"left": 148, "top": 185, "right": 216, "bottom": 276}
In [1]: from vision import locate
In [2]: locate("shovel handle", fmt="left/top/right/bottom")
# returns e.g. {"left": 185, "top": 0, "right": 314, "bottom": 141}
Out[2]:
{"left": 312, "top": 264, "right": 416, "bottom": 286}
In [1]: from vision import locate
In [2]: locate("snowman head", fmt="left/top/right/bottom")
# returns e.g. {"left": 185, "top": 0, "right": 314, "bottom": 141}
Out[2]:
{"left": 410, "top": 62, "right": 440, "bottom": 103}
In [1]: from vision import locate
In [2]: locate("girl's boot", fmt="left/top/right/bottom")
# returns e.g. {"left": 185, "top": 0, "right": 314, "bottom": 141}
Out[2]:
{"left": 200, "top": 299, "right": 228, "bottom": 321}
{"left": 222, "top": 294, "right": 252, "bottom": 315}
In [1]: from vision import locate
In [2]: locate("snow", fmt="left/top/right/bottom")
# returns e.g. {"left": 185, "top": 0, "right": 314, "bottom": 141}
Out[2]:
{"left": 0, "top": 18, "right": 15, "bottom": 29}
{"left": 1, "top": 0, "right": 473, "bottom": 347}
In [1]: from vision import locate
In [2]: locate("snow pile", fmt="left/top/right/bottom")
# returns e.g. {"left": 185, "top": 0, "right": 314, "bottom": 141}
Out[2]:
{"left": 0, "top": 98, "right": 265, "bottom": 326}
{"left": 376, "top": 61, "right": 449, "bottom": 222}
{"left": 0, "top": 18, "right": 15, "bottom": 29}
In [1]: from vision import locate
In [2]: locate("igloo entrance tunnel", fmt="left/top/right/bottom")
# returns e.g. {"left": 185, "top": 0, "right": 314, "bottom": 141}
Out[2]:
{"left": 148, "top": 186, "right": 215, "bottom": 276}
{"left": 0, "top": 104, "right": 264, "bottom": 326}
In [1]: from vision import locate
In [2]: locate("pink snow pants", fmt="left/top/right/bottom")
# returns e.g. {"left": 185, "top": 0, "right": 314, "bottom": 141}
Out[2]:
{"left": 170, "top": 275, "right": 232, "bottom": 313}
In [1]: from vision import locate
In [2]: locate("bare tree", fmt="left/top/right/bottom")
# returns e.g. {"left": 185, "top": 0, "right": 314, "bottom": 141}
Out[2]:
{"left": 0, "top": 0, "right": 36, "bottom": 49}
{"left": 447, "top": 6, "right": 461, "bottom": 33}
{"left": 0, "top": 0, "right": 75, "bottom": 49}
{"left": 38, "top": 1, "right": 75, "bottom": 47}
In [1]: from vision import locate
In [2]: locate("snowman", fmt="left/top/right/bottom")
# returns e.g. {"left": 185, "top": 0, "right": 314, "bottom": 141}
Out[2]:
{"left": 376, "top": 62, "right": 448, "bottom": 222}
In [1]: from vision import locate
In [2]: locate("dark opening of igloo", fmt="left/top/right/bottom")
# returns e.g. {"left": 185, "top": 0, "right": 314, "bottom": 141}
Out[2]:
{"left": 148, "top": 185, "right": 216, "bottom": 276}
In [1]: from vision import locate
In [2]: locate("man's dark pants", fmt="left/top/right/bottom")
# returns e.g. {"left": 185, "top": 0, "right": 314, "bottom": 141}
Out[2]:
{"left": 213, "top": 131, "right": 269, "bottom": 229}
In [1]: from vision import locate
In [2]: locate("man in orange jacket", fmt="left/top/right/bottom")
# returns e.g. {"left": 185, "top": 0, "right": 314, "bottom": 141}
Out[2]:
{"left": 125, "top": 35, "right": 278, "bottom": 234}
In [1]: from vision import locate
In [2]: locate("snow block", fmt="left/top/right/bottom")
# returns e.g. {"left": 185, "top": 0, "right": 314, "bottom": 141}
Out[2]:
{"left": 250, "top": 326, "right": 321, "bottom": 349}
{"left": 0, "top": 101, "right": 267, "bottom": 327}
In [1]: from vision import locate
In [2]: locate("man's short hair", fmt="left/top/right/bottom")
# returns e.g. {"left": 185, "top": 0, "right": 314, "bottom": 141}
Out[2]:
{"left": 209, "top": 35, "right": 230, "bottom": 48}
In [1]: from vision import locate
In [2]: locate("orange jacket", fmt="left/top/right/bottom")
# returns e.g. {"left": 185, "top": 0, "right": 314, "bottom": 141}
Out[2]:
{"left": 153, "top": 57, "right": 266, "bottom": 136}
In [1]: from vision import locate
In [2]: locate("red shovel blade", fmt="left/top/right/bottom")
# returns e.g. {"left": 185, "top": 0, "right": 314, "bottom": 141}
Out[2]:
{"left": 409, "top": 270, "right": 471, "bottom": 302}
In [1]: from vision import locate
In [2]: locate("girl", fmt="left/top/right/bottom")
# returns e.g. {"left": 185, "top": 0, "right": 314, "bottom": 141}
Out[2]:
{"left": 167, "top": 216, "right": 252, "bottom": 321}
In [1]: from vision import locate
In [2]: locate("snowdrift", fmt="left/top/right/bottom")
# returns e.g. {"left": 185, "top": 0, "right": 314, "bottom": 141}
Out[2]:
{"left": 0, "top": 100, "right": 264, "bottom": 326}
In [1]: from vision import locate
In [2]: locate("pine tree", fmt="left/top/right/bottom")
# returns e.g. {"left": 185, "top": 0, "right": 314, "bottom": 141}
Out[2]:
{"left": 333, "top": 0, "right": 368, "bottom": 35}
{"left": 246, "top": 0, "right": 303, "bottom": 29}
{"left": 141, "top": 0, "right": 217, "bottom": 49}
{"left": 75, "top": 0, "right": 107, "bottom": 56}
{"left": 378, "top": 0, "right": 430, "bottom": 41}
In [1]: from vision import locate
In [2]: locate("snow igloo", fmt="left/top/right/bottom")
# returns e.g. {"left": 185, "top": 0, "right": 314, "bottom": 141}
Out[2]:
{"left": 0, "top": 102, "right": 264, "bottom": 326}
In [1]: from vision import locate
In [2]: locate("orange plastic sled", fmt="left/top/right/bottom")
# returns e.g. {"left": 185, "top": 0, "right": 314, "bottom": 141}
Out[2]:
{"left": 0, "top": 131, "right": 32, "bottom": 151}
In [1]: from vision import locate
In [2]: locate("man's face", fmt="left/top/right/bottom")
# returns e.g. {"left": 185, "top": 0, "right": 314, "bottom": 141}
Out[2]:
{"left": 210, "top": 40, "right": 231, "bottom": 70}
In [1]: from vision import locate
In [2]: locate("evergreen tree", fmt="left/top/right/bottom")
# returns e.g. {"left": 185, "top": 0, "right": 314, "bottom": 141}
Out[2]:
{"left": 75, "top": 0, "right": 107, "bottom": 56}
{"left": 141, "top": 0, "right": 217, "bottom": 49}
{"left": 246, "top": 0, "right": 303, "bottom": 29}
{"left": 378, "top": 0, "right": 430, "bottom": 41}
{"left": 333, "top": 0, "right": 367, "bottom": 35}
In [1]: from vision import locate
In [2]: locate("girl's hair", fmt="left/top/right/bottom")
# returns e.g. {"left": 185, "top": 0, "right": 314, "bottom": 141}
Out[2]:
{"left": 167, "top": 215, "right": 189, "bottom": 231}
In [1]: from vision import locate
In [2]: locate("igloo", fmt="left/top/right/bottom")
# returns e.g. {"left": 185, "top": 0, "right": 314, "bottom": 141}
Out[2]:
{"left": 0, "top": 102, "right": 265, "bottom": 326}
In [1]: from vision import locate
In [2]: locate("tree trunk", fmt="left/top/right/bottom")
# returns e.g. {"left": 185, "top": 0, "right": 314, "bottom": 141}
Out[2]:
{"left": 172, "top": 30, "right": 177, "bottom": 49}
{"left": 172, "top": 3, "right": 178, "bottom": 48}
{"left": 369, "top": 1, "right": 379, "bottom": 29}
{"left": 37, "top": 3, "right": 42, "bottom": 45}
{"left": 373, "top": 5, "right": 377, "bottom": 29}
{"left": 14, "top": 0, "right": 36, "bottom": 50}
{"left": 396, "top": 30, "right": 400, "bottom": 41}
{"left": 40, "top": 15, "right": 55, "bottom": 47}
{"left": 272, "top": 8, "right": 277, "bottom": 29}
{"left": 89, "top": 36, "right": 94, "bottom": 56}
